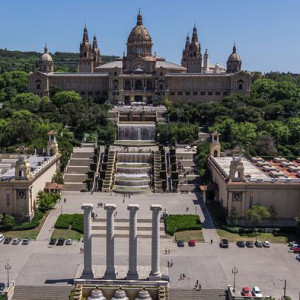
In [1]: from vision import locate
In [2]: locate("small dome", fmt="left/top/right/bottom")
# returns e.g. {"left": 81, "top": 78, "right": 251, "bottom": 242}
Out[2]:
{"left": 135, "top": 288, "right": 152, "bottom": 300}
{"left": 40, "top": 45, "right": 53, "bottom": 62}
{"left": 88, "top": 287, "right": 107, "bottom": 300}
{"left": 227, "top": 44, "right": 241, "bottom": 63}
{"left": 112, "top": 287, "right": 129, "bottom": 300}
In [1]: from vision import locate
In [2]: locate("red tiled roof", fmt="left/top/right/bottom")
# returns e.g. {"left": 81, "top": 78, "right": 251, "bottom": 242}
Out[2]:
{"left": 45, "top": 182, "right": 64, "bottom": 190}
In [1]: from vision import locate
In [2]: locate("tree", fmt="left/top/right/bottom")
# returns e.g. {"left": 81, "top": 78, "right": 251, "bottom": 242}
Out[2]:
{"left": 255, "top": 135, "right": 276, "bottom": 156}
{"left": 246, "top": 205, "right": 271, "bottom": 226}
{"left": 51, "top": 90, "right": 82, "bottom": 107}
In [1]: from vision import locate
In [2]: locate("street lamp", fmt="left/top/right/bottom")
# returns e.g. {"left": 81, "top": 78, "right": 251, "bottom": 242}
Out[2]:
{"left": 5, "top": 262, "right": 11, "bottom": 287}
{"left": 279, "top": 279, "right": 287, "bottom": 299}
{"left": 232, "top": 266, "right": 238, "bottom": 292}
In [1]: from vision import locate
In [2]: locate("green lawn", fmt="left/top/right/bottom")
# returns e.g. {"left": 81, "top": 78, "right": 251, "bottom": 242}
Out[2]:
{"left": 165, "top": 214, "right": 202, "bottom": 235}
{"left": 52, "top": 228, "right": 82, "bottom": 240}
{"left": 216, "top": 229, "right": 297, "bottom": 243}
{"left": 0, "top": 210, "right": 51, "bottom": 240}
{"left": 175, "top": 230, "right": 204, "bottom": 242}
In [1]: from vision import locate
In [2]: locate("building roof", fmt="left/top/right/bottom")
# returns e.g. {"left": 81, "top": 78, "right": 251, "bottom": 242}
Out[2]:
{"left": 49, "top": 72, "right": 109, "bottom": 77}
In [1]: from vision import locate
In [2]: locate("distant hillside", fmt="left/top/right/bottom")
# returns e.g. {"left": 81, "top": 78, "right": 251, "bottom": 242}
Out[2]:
{"left": 0, "top": 48, "right": 117, "bottom": 73}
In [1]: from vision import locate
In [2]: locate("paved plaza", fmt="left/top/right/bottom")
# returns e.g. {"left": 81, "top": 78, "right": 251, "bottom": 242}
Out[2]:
{"left": 0, "top": 191, "right": 299, "bottom": 299}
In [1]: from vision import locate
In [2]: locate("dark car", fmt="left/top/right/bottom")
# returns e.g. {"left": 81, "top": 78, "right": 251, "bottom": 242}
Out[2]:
{"left": 220, "top": 239, "right": 229, "bottom": 248}
{"left": 236, "top": 241, "right": 245, "bottom": 247}
{"left": 56, "top": 238, "right": 65, "bottom": 246}
{"left": 49, "top": 238, "right": 57, "bottom": 245}
{"left": 246, "top": 241, "right": 254, "bottom": 248}
{"left": 255, "top": 240, "right": 263, "bottom": 248}
{"left": 177, "top": 240, "right": 185, "bottom": 247}
{"left": 3, "top": 237, "right": 12, "bottom": 244}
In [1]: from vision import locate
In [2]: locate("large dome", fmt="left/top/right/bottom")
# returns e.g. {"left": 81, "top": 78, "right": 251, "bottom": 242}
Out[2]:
{"left": 227, "top": 45, "right": 241, "bottom": 63}
{"left": 127, "top": 10, "right": 153, "bottom": 57}
{"left": 40, "top": 45, "right": 53, "bottom": 62}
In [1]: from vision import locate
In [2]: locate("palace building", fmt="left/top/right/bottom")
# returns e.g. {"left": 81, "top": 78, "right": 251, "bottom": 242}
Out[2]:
{"left": 29, "top": 10, "right": 252, "bottom": 104}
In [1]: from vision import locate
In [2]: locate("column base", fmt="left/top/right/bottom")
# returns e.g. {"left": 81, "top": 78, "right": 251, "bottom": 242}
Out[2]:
{"left": 103, "top": 270, "right": 116, "bottom": 280}
{"left": 149, "top": 271, "right": 161, "bottom": 281}
{"left": 81, "top": 269, "right": 94, "bottom": 279}
{"left": 126, "top": 271, "right": 139, "bottom": 280}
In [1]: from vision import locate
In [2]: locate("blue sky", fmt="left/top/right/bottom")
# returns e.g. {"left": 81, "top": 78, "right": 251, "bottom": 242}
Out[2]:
{"left": 1, "top": 0, "right": 300, "bottom": 72}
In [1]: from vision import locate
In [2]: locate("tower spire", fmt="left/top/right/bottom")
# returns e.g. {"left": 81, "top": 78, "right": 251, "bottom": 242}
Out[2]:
{"left": 44, "top": 43, "right": 48, "bottom": 53}
{"left": 83, "top": 23, "right": 89, "bottom": 43}
{"left": 192, "top": 23, "right": 198, "bottom": 44}
{"left": 233, "top": 42, "right": 236, "bottom": 53}
{"left": 137, "top": 8, "right": 143, "bottom": 25}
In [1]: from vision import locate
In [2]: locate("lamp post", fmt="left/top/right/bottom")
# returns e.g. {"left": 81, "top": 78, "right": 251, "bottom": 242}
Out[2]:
{"left": 279, "top": 279, "right": 287, "bottom": 299}
{"left": 232, "top": 266, "right": 238, "bottom": 292}
{"left": 5, "top": 262, "right": 11, "bottom": 287}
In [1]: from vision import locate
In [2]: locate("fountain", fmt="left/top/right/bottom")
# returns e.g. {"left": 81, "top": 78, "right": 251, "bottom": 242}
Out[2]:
{"left": 118, "top": 123, "right": 155, "bottom": 141}
{"left": 113, "top": 152, "right": 152, "bottom": 193}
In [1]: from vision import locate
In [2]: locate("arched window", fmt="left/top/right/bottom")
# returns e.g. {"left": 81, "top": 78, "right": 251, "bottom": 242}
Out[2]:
{"left": 35, "top": 80, "right": 41, "bottom": 90}
{"left": 238, "top": 79, "right": 244, "bottom": 90}
{"left": 213, "top": 150, "right": 218, "bottom": 157}
{"left": 158, "top": 80, "right": 164, "bottom": 90}
{"left": 113, "top": 80, "right": 119, "bottom": 90}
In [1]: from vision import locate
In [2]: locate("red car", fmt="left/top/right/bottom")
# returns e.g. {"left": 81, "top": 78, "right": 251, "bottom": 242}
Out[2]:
{"left": 293, "top": 247, "right": 300, "bottom": 253}
{"left": 188, "top": 239, "right": 196, "bottom": 247}
{"left": 241, "top": 287, "right": 251, "bottom": 297}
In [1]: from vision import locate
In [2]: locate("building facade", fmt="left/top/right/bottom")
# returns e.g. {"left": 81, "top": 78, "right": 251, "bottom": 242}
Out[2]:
{"left": 205, "top": 133, "right": 300, "bottom": 225}
{"left": 29, "top": 11, "right": 252, "bottom": 104}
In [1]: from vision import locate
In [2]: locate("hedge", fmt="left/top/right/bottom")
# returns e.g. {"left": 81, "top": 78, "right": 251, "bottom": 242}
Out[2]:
{"left": 55, "top": 214, "right": 84, "bottom": 233}
{"left": 165, "top": 214, "right": 202, "bottom": 235}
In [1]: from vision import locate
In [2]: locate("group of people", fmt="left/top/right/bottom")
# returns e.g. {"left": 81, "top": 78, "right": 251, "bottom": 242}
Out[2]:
{"left": 179, "top": 273, "right": 186, "bottom": 280}
{"left": 194, "top": 280, "right": 202, "bottom": 291}
{"left": 164, "top": 248, "right": 171, "bottom": 254}
{"left": 123, "top": 192, "right": 132, "bottom": 202}
{"left": 167, "top": 259, "right": 174, "bottom": 267}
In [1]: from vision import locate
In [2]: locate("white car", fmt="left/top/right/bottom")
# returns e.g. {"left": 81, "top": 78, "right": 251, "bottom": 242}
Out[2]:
{"left": 296, "top": 254, "right": 300, "bottom": 261}
{"left": 0, "top": 234, "right": 4, "bottom": 243}
{"left": 252, "top": 286, "right": 262, "bottom": 298}
{"left": 263, "top": 241, "right": 271, "bottom": 248}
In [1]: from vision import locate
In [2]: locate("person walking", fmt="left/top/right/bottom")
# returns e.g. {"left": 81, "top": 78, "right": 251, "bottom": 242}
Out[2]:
{"left": 194, "top": 280, "right": 199, "bottom": 289}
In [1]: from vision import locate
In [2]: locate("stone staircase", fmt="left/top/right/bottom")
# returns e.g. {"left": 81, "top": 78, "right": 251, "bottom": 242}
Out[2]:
{"left": 153, "top": 151, "right": 162, "bottom": 192}
{"left": 169, "top": 289, "right": 227, "bottom": 300}
{"left": 13, "top": 285, "right": 72, "bottom": 300}
{"left": 102, "top": 150, "right": 116, "bottom": 192}
{"left": 91, "top": 218, "right": 167, "bottom": 239}
{"left": 63, "top": 145, "right": 94, "bottom": 192}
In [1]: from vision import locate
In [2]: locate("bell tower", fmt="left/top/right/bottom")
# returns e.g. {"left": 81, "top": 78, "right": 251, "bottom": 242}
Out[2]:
{"left": 15, "top": 157, "right": 32, "bottom": 180}
{"left": 186, "top": 24, "right": 202, "bottom": 73}
{"left": 209, "top": 131, "right": 221, "bottom": 158}
{"left": 228, "top": 147, "right": 245, "bottom": 182}
{"left": 78, "top": 24, "right": 94, "bottom": 73}
{"left": 47, "top": 130, "right": 59, "bottom": 156}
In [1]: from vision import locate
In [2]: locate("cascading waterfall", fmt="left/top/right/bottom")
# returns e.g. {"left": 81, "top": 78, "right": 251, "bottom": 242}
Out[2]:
{"left": 118, "top": 123, "right": 155, "bottom": 141}
{"left": 113, "top": 151, "right": 152, "bottom": 193}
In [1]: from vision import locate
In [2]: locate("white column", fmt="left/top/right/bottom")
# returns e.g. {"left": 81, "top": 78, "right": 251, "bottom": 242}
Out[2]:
{"left": 149, "top": 204, "right": 162, "bottom": 280}
{"left": 104, "top": 204, "right": 116, "bottom": 279}
{"left": 127, "top": 204, "right": 139, "bottom": 279}
{"left": 81, "top": 203, "right": 94, "bottom": 279}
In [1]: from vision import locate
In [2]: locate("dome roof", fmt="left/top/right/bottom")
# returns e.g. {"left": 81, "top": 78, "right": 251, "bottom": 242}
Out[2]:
{"left": 40, "top": 45, "right": 53, "bottom": 62}
{"left": 127, "top": 10, "right": 152, "bottom": 44}
{"left": 227, "top": 44, "right": 241, "bottom": 63}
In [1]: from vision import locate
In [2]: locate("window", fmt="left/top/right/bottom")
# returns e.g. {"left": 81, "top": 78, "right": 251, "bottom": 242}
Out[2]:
{"left": 216, "top": 92, "right": 220, "bottom": 96}
{"left": 170, "top": 92, "right": 175, "bottom": 96}
{"left": 35, "top": 80, "right": 41, "bottom": 90}
{"left": 160, "top": 72, "right": 163, "bottom": 76}
{"left": 114, "top": 72, "right": 117, "bottom": 76}
{"left": 178, "top": 92, "right": 182, "bottom": 96}
{"left": 208, "top": 92, "right": 213, "bottom": 96}
{"left": 238, "top": 79, "right": 244, "bottom": 90}
{"left": 88, "top": 92, "right": 93, "bottom": 96}
{"left": 223, "top": 92, "right": 228, "bottom": 96}
{"left": 95, "top": 91, "right": 101, "bottom": 96}
{"left": 193, "top": 92, "right": 198, "bottom": 96}
{"left": 135, "top": 80, "right": 142, "bottom": 90}
{"left": 80, "top": 91, "right": 85, "bottom": 96}
{"left": 201, "top": 92, "right": 205, "bottom": 96}
{"left": 125, "top": 81, "right": 131, "bottom": 90}
{"left": 185, "top": 92, "right": 190, "bottom": 96}
{"left": 6, "top": 189, "right": 10, "bottom": 206}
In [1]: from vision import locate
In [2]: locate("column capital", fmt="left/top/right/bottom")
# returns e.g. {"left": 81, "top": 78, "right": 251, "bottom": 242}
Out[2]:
{"left": 104, "top": 204, "right": 116, "bottom": 211}
{"left": 81, "top": 203, "right": 94, "bottom": 210}
{"left": 127, "top": 204, "right": 140, "bottom": 211}
{"left": 150, "top": 204, "right": 162, "bottom": 211}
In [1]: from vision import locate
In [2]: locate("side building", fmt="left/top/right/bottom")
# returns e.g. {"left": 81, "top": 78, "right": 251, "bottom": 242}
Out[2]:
{"left": 29, "top": 11, "right": 251, "bottom": 104}
{"left": 203, "top": 132, "right": 300, "bottom": 226}
{"left": 0, "top": 131, "right": 60, "bottom": 220}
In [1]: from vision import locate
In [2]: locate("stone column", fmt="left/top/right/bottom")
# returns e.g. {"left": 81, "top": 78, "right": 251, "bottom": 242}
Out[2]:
{"left": 127, "top": 204, "right": 139, "bottom": 279}
{"left": 81, "top": 203, "right": 94, "bottom": 279}
{"left": 104, "top": 204, "right": 116, "bottom": 279}
{"left": 149, "top": 204, "right": 162, "bottom": 280}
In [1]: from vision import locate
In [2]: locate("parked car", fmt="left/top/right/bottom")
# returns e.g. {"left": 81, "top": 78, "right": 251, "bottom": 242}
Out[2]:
{"left": 236, "top": 241, "right": 245, "bottom": 247}
{"left": 66, "top": 239, "right": 73, "bottom": 245}
{"left": 0, "top": 234, "right": 4, "bottom": 243}
{"left": 295, "top": 254, "right": 300, "bottom": 261}
{"left": 0, "top": 282, "right": 5, "bottom": 291}
{"left": 255, "top": 241, "right": 263, "bottom": 248}
{"left": 3, "top": 237, "right": 12, "bottom": 244}
{"left": 22, "top": 238, "right": 31, "bottom": 245}
{"left": 177, "top": 240, "right": 184, "bottom": 247}
{"left": 263, "top": 241, "right": 271, "bottom": 248}
{"left": 56, "top": 238, "right": 65, "bottom": 246}
{"left": 12, "top": 238, "right": 21, "bottom": 245}
{"left": 49, "top": 238, "right": 57, "bottom": 245}
{"left": 288, "top": 241, "right": 299, "bottom": 247}
{"left": 246, "top": 241, "right": 254, "bottom": 248}
{"left": 188, "top": 239, "right": 196, "bottom": 247}
{"left": 220, "top": 239, "right": 229, "bottom": 248}
{"left": 241, "top": 287, "right": 251, "bottom": 297}
{"left": 290, "top": 243, "right": 300, "bottom": 249}
{"left": 252, "top": 286, "right": 262, "bottom": 298}
{"left": 292, "top": 247, "right": 300, "bottom": 253}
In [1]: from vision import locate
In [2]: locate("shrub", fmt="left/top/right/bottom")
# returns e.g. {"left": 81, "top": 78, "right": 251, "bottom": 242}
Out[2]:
{"left": 54, "top": 214, "right": 83, "bottom": 233}
{"left": 165, "top": 214, "right": 202, "bottom": 235}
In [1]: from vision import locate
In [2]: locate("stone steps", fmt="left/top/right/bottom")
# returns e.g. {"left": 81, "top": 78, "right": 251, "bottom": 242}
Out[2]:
{"left": 65, "top": 165, "right": 90, "bottom": 174}
{"left": 69, "top": 158, "right": 92, "bottom": 166}
{"left": 13, "top": 285, "right": 72, "bottom": 300}
{"left": 169, "top": 289, "right": 227, "bottom": 300}
{"left": 93, "top": 218, "right": 164, "bottom": 223}
{"left": 64, "top": 174, "right": 87, "bottom": 182}
{"left": 62, "top": 183, "right": 86, "bottom": 191}
{"left": 92, "top": 225, "right": 164, "bottom": 231}
{"left": 72, "top": 152, "right": 93, "bottom": 159}
{"left": 92, "top": 233, "right": 169, "bottom": 239}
